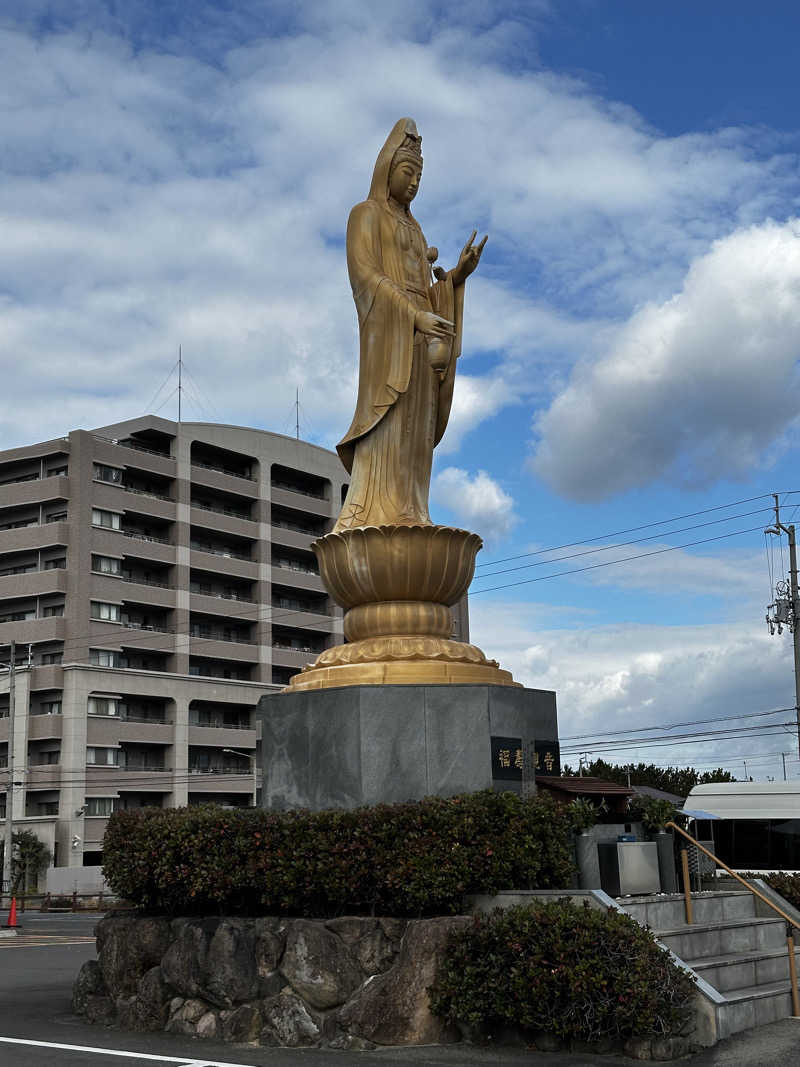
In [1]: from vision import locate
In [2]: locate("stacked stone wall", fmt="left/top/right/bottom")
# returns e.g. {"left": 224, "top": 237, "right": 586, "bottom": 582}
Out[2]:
{"left": 73, "top": 913, "right": 468, "bottom": 1049}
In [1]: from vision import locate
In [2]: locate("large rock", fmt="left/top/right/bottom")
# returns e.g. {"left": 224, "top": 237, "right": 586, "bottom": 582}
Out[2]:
{"left": 72, "top": 959, "right": 106, "bottom": 1016}
{"left": 205, "top": 919, "right": 258, "bottom": 1007}
{"left": 221, "top": 1004, "right": 263, "bottom": 1044}
{"left": 280, "top": 920, "right": 361, "bottom": 1010}
{"left": 133, "top": 966, "right": 171, "bottom": 1031}
{"left": 96, "top": 915, "right": 171, "bottom": 998}
{"left": 166, "top": 996, "right": 208, "bottom": 1035}
{"left": 338, "top": 917, "right": 469, "bottom": 1045}
{"left": 161, "top": 919, "right": 212, "bottom": 999}
{"left": 326, "top": 917, "right": 400, "bottom": 976}
{"left": 262, "top": 990, "right": 320, "bottom": 1047}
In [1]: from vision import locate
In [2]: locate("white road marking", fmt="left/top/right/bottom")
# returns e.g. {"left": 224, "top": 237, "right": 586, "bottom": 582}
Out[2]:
{"left": 0, "top": 1037, "right": 264, "bottom": 1065}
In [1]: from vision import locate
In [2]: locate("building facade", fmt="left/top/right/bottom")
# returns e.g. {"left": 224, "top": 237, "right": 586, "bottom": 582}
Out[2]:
{"left": 0, "top": 416, "right": 353, "bottom": 871}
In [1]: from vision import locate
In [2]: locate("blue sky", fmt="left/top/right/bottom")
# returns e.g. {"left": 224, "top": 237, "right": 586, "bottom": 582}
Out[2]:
{"left": 2, "top": 1, "right": 800, "bottom": 781}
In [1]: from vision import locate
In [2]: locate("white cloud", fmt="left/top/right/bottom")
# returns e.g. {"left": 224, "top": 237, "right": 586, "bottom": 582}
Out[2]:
{"left": 531, "top": 219, "right": 800, "bottom": 498}
{"left": 469, "top": 598, "right": 796, "bottom": 775}
{"left": 472, "top": 539, "right": 770, "bottom": 605}
{"left": 432, "top": 466, "right": 518, "bottom": 543}
{"left": 0, "top": 5, "right": 797, "bottom": 464}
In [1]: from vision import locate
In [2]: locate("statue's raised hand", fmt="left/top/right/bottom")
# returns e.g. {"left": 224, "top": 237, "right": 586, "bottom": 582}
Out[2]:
{"left": 414, "top": 310, "right": 455, "bottom": 337}
{"left": 451, "top": 230, "right": 488, "bottom": 287}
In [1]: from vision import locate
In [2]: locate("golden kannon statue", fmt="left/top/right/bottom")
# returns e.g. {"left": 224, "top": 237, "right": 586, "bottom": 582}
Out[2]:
{"left": 285, "top": 119, "right": 516, "bottom": 691}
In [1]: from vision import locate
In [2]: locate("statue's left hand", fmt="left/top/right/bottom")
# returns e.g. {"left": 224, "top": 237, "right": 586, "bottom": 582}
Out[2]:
{"left": 450, "top": 230, "right": 488, "bottom": 286}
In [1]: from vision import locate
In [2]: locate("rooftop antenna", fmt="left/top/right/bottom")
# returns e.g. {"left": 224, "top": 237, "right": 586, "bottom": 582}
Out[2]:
{"left": 295, "top": 388, "right": 300, "bottom": 441}
{"left": 178, "top": 346, "right": 183, "bottom": 424}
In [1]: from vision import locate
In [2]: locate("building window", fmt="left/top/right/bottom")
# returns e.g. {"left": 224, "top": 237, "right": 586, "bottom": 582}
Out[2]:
{"left": 48, "top": 465, "right": 68, "bottom": 477}
{"left": 44, "top": 557, "right": 67, "bottom": 570}
{"left": 86, "top": 747, "right": 120, "bottom": 766}
{"left": 32, "top": 750, "right": 60, "bottom": 765}
{"left": 92, "top": 509, "right": 121, "bottom": 530}
{"left": 91, "top": 602, "right": 121, "bottom": 623}
{"left": 35, "top": 700, "right": 62, "bottom": 716}
{"left": 42, "top": 604, "right": 65, "bottom": 618}
{"left": 85, "top": 797, "right": 116, "bottom": 817}
{"left": 88, "top": 697, "right": 119, "bottom": 717}
{"left": 0, "top": 610, "right": 35, "bottom": 623}
{"left": 93, "top": 464, "right": 123, "bottom": 484}
{"left": 40, "top": 651, "right": 63, "bottom": 665}
{"left": 92, "top": 555, "right": 122, "bottom": 575}
{"left": 89, "top": 649, "right": 123, "bottom": 668}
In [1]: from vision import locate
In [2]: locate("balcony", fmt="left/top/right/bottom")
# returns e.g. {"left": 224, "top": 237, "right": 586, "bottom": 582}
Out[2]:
{"left": 270, "top": 484, "right": 330, "bottom": 518}
{"left": 0, "top": 568, "right": 68, "bottom": 599}
{"left": 0, "top": 615, "right": 65, "bottom": 644}
{"left": 27, "top": 764, "right": 62, "bottom": 788}
{"left": 28, "top": 715, "right": 63, "bottom": 741}
{"left": 189, "top": 635, "right": 258, "bottom": 663}
{"left": 92, "top": 480, "right": 175, "bottom": 521}
{"left": 191, "top": 507, "right": 257, "bottom": 540}
{"left": 0, "top": 520, "right": 68, "bottom": 554}
{"left": 0, "top": 474, "right": 70, "bottom": 510}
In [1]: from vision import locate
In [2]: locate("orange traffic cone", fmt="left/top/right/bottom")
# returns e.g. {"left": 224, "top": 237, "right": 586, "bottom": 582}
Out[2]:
{"left": 5, "top": 897, "right": 17, "bottom": 928}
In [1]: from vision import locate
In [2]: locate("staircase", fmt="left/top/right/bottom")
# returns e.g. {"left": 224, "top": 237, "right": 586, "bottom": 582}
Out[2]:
{"left": 617, "top": 891, "right": 799, "bottom": 1040}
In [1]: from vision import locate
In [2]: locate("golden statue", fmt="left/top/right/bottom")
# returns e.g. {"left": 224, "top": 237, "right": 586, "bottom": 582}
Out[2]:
{"left": 335, "top": 118, "right": 486, "bottom": 532}
{"left": 285, "top": 119, "right": 516, "bottom": 691}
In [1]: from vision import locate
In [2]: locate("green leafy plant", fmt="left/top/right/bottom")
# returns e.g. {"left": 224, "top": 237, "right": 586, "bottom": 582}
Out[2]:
{"left": 429, "top": 901, "right": 696, "bottom": 1042}
{"left": 560, "top": 759, "right": 733, "bottom": 797}
{"left": 567, "top": 797, "right": 597, "bottom": 833}
{"left": 1, "top": 830, "right": 52, "bottom": 894}
{"left": 628, "top": 796, "right": 679, "bottom": 834}
{"left": 101, "top": 791, "right": 576, "bottom": 917}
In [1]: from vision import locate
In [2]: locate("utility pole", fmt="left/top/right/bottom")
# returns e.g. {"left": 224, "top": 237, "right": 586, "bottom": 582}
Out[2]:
{"left": 2, "top": 642, "right": 15, "bottom": 902}
{"left": 765, "top": 494, "right": 800, "bottom": 759}
{"left": 782, "top": 752, "right": 788, "bottom": 781}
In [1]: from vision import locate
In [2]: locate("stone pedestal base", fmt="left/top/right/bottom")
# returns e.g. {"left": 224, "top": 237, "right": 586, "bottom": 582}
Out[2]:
{"left": 257, "top": 684, "right": 558, "bottom": 812}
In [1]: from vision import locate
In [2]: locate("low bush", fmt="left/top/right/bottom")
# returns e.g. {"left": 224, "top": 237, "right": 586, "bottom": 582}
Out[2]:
{"left": 756, "top": 872, "right": 800, "bottom": 912}
{"left": 429, "top": 901, "right": 696, "bottom": 1043}
{"left": 102, "top": 790, "right": 576, "bottom": 917}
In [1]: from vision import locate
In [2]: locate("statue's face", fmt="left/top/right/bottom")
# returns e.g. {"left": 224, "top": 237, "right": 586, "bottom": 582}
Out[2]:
{"left": 389, "top": 160, "right": 422, "bottom": 205}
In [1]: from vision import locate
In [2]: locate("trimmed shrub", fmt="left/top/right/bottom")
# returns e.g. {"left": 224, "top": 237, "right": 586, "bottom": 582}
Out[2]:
{"left": 429, "top": 901, "right": 696, "bottom": 1043}
{"left": 102, "top": 790, "right": 575, "bottom": 917}
{"left": 758, "top": 872, "right": 800, "bottom": 912}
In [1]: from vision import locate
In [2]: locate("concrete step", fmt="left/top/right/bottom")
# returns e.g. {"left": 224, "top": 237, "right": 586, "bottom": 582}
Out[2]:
{"left": 619, "top": 891, "right": 755, "bottom": 929}
{"left": 654, "top": 916, "right": 787, "bottom": 959}
{"left": 689, "top": 946, "right": 800, "bottom": 993}
{"left": 717, "top": 980, "right": 795, "bottom": 1036}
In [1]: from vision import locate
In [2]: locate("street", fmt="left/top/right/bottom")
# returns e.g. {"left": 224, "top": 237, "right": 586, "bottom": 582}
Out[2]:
{"left": 1, "top": 914, "right": 800, "bottom": 1066}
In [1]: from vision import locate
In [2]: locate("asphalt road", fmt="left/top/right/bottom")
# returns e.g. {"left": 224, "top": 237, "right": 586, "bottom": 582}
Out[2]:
{"left": 2, "top": 913, "right": 800, "bottom": 1066}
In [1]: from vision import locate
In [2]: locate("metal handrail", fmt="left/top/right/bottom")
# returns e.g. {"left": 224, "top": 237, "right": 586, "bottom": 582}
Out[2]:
{"left": 665, "top": 820, "right": 800, "bottom": 1017}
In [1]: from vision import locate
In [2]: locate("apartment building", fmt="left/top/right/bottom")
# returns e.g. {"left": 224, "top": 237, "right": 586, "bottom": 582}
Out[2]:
{"left": 0, "top": 415, "right": 351, "bottom": 871}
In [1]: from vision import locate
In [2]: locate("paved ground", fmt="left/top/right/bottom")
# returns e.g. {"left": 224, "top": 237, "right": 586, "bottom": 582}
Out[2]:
{"left": 1, "top": 913, "right": 800, "bottom": 1066}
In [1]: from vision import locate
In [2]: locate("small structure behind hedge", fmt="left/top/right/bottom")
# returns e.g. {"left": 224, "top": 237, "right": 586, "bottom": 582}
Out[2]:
{"left": 101, "top": 790, "right": 576, "bottom": 916}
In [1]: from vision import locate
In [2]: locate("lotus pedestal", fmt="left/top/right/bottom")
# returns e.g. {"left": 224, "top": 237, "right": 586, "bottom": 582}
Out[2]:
{"left": 283, "top": 524, "right": 517, "bottom": 692}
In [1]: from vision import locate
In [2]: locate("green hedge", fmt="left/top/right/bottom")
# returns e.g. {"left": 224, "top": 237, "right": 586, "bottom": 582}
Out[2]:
{"left": 102, "top": 791, "right": 576, "bottom": 917}
{"left": 429, "top": 901, "right": 696, "bottom": 1043}
{"left": 757, "top": 872, "right": 800, "bottom": 912}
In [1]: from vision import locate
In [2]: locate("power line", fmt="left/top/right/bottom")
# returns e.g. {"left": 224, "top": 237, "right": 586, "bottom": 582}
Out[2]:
{"left": 473, "top": 492, "right": 789, "bottom": 570}
{"left": 559, "top": 705, "right": 797, "bottom": 742}
{"left": 473, "top": 506, "right": 771, "bottom": 581}
{"left": 560, "top": 724, "right": 798, "bottom": 755}
{"left": 469, "top": 523, "right": 768, "bottom": 595}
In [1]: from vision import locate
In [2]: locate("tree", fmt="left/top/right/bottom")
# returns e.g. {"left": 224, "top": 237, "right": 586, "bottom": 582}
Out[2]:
{"left": 559, "top": 759, "right": 734, "bottom": 798}
{"left": 0, "top": 830, "right": 52, "bottom": 895}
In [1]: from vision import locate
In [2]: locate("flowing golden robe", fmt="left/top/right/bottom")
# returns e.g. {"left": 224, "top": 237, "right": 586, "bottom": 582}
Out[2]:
{"left": 335, "top": 119, "right": 464, "bottom": 533}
